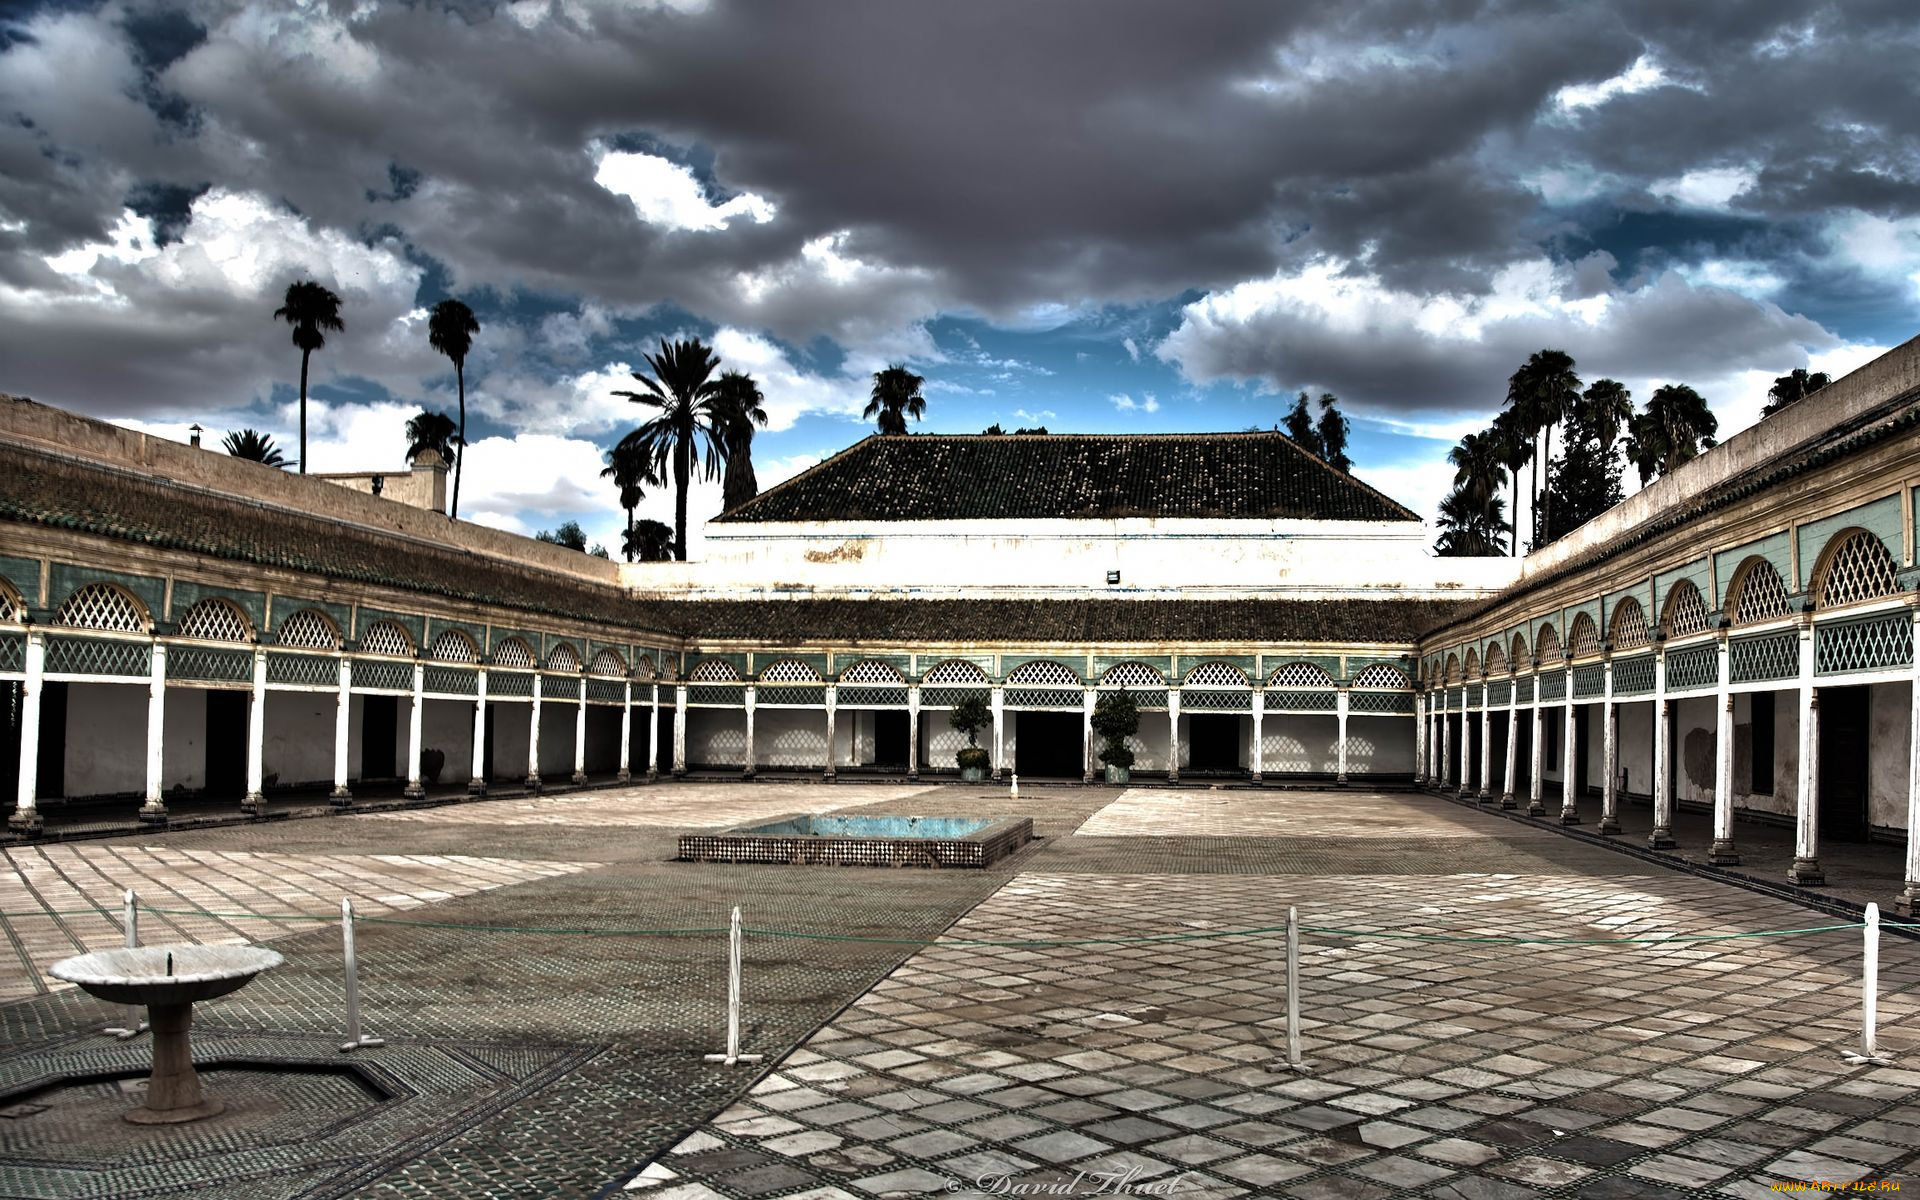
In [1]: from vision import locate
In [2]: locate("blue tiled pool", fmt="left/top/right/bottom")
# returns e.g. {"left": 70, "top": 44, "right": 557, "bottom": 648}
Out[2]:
{"left": 738, "top": 815, "right": 993, "bottom": 839}
{"left": 679, "top": 813, "right": 1033, "bottom": 868}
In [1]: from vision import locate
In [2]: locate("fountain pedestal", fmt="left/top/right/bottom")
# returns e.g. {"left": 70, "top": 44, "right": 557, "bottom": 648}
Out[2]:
{"left": 49, "top": 944, "right": 283, "bottom": 1125}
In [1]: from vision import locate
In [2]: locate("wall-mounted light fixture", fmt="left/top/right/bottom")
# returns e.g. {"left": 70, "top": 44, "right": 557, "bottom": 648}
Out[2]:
{"left": 370, "top": 474, "right": 385, "bottom": 496}
{"left": 1106, "top": 570, "right": 1121, "bottom": 585}
{"left": 188, "top": 424, "right": 203, "bottom": 448}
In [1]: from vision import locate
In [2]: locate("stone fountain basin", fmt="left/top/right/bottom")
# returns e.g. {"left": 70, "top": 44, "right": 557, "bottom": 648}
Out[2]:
{"left": 49, "top": 944, "right": 285, "bottom": 1007}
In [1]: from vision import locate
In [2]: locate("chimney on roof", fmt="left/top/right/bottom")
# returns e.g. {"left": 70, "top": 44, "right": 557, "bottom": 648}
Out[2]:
{"left": 409, "top": 449, "right": 449, "bottom": 513}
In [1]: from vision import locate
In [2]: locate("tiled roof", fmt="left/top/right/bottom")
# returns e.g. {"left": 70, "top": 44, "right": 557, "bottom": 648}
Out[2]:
{"left": 717, "top": 432, "right": 1420, "bottom": 523}
{"left": 635, "top": 597, "right": 1460, "bottom": 645}
{"left": 0, "top": 443, "right": 649, "bottom": 631}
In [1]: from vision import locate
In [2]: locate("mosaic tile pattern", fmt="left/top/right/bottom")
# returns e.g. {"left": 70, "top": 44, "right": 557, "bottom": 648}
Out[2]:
{"left": 1078, "top": 787, "right": 1494, "bottom": 839}
{"left": 363, "top": 782, "right": 942, "bottom": 829}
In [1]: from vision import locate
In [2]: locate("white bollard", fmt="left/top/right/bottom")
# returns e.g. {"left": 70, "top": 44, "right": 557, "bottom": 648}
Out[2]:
{"left": 705, "top": 906, "right": 763, "bottom": 1066}
{"left": 105, "top": 888, "right": 148, "bottom": 1039}
{"left": 339, "top": 898, "right": 385, "bottom": 1052}
{"left": 1842, "top": 903, "right": 1894, "bottom": 1066}
{"left": 1011, "top": 773, "right": 1019, "bottom": 800}
{"left": 1284, "top": 905, "right": 1310, "bottom": 1072}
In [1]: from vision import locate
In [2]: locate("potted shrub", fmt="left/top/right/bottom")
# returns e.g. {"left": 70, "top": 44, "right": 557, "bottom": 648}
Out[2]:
{"left": 1092, "top": 689, "right": 1139, "bottom": 784}
{"left": 420, "top": 748, "right": 446, "bottom": 785}
{"left": 949, "top": 694, "right": 992, "bottom": 782}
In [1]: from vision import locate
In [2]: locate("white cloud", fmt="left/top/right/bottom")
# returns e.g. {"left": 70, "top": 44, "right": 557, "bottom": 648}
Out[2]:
{"left": 592, "top": 146, "right": 775, "bottom": 231}
{"left": 1122, "top": 337, "right": 1141, "bottom": 362}
{"left": 1012, "top": 408, "right": 1056, "bottom": 425}
{"left": 709, "top": 327, "right": 865, "bottom": 430}
{"left": 1553, "top": 55, "right": 1671, "bottom": 111}
{"left": 1650, "top": 165, "right": 1756, "bottom": 210}
{"left": 1109, "top": 393, "right": 1160, "bottom": 413}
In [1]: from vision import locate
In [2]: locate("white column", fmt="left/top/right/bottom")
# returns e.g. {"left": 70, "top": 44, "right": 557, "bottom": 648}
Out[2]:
{"left": 1475, "top": 681, "right": 1490, "bottom": 799}
{"left": 528, "top": 673, "right": 544, "bottom": 787}
{"left": 1599, "top": 660, "right": 1619, "bottom": 834}
{"left": 1335, "top": 688, "right": 1349, "bottom": 785}
{"left": 1500, "top": 679, "right": 1518, "bottom": 809}
{"left": 10, "top": 631, "right": 44, "bottom": 834}
{"left": 672, "top": 683, "right": 687, "bottom": 776}
{"left": 906, "top": 685, "right": 921, "bottom": 781}
{"left": 618, "top": 679, "right": 632, "bottom": 782}
{"left": 1789, "top": 622, "right": 1823, "bottom": 885}
{"left": 1440, "top": 695, "right": 1451, "bottom": 788}
{"left": 1710, "top": 636, "right": 1738, "bottom": 864}
{"left": 1528, "top": 673, "right": 1545, "bottom": 815}
{"left": 742, "top": 684, "right": 757, "bottom": 778}
{"left": 1251, "top": 690, "right": 1265, "bottom": 783}
{"left": 242, "top": 647, "right": 267, "bottom": 813}
{"left": 1413, "top": 692, "right": 1425, "bottom": 785}
{"left": 404, "top": 660, "right": 426, "bottom": 798}
{"left": 647, "top": 682, "right": 660, "bottom": 780}
{"left": 1081, "top": 687, "right": 1095, "bottom": 783}
{"left": 1898, "top": 612, "right": 1920, "bottom": 917}
{"left": 332, "top": 658, "right": 353, "bottom": 803}
{"left": 469, "top": 667, "right": 489, "bottom": 795}
{"left": 823, "top": 685, "right": 838, "bottom": 780}
{"left": 990, "top": 686, "right": 1005, "bottom": 780}
{"left": 1559, "top": 667, "right": 1578, "bottom": 824}
{"left": 571, "top": 673, "right": 588, "bottom": 784}
{"left": 1650, "top": 648, "right": 1674, "bottom": 848}
{"left": 1167, "top": 690, "right": 1182, "bottom": 783}
{"left": 141, "top": 642, "right": 166, "bottom": 823}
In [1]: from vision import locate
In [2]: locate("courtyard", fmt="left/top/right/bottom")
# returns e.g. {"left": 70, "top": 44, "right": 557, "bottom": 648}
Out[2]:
{"left": 1, "top": 782, "right": 1917, "bottom": 1199}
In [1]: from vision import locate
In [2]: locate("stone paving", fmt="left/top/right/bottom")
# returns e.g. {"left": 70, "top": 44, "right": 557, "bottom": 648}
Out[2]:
{"left": 0, "top": 781, "right": 1916, "bottom": 1199}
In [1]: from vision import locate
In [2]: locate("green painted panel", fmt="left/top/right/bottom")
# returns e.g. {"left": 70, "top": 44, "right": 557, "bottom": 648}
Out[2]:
{"left": 832, "top": 651, "right": 913, "bottom": 680}
{"left": 1798, "top": 495, "right": 1902, "bottom": 590}
{"left": 1179, "top": 655, "right": 1256, "bottom": 682}
{"left": 49, "top": 564, "right": 164, "bottom": 625}
{"left": 689, "top": 652, "right": 750, "bottom": 676}
{"left": 270, "top": 594, "right": 353, "bottom": 640}
{"left": 753, "top": 651, "right": 830, "bottom": 676}
{"left": 428, "top": 617, "right": 489, "bottom": 653}
{"left": 1093, "top": 654, "right": 1171, "bottom": 677}
{"left": 0, "top": 555, "right": 39, "bottom": 607}
{"left": 357, "top": 606, "right": 426, "bottom": 646}
{"left": 914, "top": 652, "right": 994, "bottom": 680}
{"left": 1000, "top": 656, "right": 1085, "bottom": 684}
{"left": 490, "top": 625, "right": 544, "bottom": 654}
{"left": 170, "top": 580, "right": 266, "bottom": 635}
{"left": 1653, "top": 558, "right": 1713, "bottom": 624}
{"left": 1715, "top": 531, "right": 1792, "bottom": 602}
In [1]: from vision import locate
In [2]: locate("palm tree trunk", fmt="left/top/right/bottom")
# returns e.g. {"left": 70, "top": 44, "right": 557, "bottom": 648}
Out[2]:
{"left": 298, "top": 348, "right": 311, "bottom": 474}
{"left": 452, "top": 362, "right": 465, "bottom": 519}
{"left": 1510, "top": 472, "right": 1520, "bottom": 557}
{"left": 673, "top": 439, "right": 691, "bottom": 561}
{"left": 1539, "top": 423, "right": 1554, "bottom": 542}
{"left": 625, "top": 505, "right": 635, "bottom": 563}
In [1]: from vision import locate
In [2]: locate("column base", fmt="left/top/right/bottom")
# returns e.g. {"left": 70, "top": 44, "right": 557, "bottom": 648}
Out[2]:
{"left": 742, "top": 768, "right": 755, "bottom": 781}
{"left": 1896, "top": 886, "right": 1919, "bottom": 919}
{"left": 823, "top": 769, "right": 836, "bottom": 781}
{"left": 570, "top": 771, "right": 587, "bottom": 785}
{"left": 1335, "top": 774, "right": 1347, "bottom": 787}
{"left": 240, "top": 793, "right": 266, "bottom": 816}
{"left": 1597, "top": 817, "right": 1620, "bottom": 835}
{"left": 1558, "top": 808, "right": 1581, "bottom": 825}
{"left": 8, "top": 809, "right": 43, "bottom": 835}
{"left": 1526, "top": 798, "right": 1544, "bottom": 816}
{"left": 525, "top": 774, "right": 543, "bottom": 792}
{"left": 1250, "top": 773, "right": 1263, "bottom": 785}
{"left": 1474, "top": 788, "right": 1490, "bottom": 803}
{"left": 1498, "top": 793, "right": 1516, "bottom": 810}
{"left": 138, "top": 802, "right": 168, "bottom": 827}
{"left": 907, "top": 770, "right": 919, "bottom": 782}
{"left": 1787, "top": 857, "right": 1825, "bottom": 887}
{"left": 670, "top": 768, "right": 684, "bottom": 779}
{"left": 402, "top": 782, "right": 426, "bottom": 799}
{"left": 1708, "top": 839, "right": 1740, "bottom": 865}
{"left": 646, "top": 769, "right": 658, "bottom": 783}
{"left": 1168, "top": 771, "right": 1181, "bottom": 784}
{"left": 1647, "top": 827, "right": 1676, "bottom": 850}
{"left": 329, "top": 787, "right": 353, "bottom": 808}
{"left": 466, "top": 779, "right": 486, "bottom": 797}
{"left": 615, "top": 769, "right": 630, "bottom": 783}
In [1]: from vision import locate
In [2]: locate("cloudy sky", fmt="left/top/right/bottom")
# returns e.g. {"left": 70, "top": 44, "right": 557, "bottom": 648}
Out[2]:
{"left": 3, "top": 1, "right": 1916, "bottom": 554}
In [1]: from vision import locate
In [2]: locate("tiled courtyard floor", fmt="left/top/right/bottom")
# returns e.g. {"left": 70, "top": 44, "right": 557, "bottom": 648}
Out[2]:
{"left": 2, "top": 783, "right": 1916, "bottom": 1198}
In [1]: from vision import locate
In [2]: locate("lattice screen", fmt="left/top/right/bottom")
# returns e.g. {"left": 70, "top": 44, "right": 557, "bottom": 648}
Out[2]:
{"left": 492, "top": 638, "right": 535, "bottom": 668}
{"left": 1609, "top": 599, "right": 1649, "bottom": 651}
{"left": 1268, "top": 662, "right": 1334, "bottom": 687}
{"left": 1509, "top": 634, "right": 1529, "bottom": 667}
{"left": 545, "top": 643, "right": 581, "bottom": 672}
{"left": 1730, "top": 559, "right": 1790, "bottom": 625}
{"left": 1484, "top": 645, "right": 1508, "bottom": 676}
{"left": 1005, "top": 660, "right": 1080, "bottom": 686}
{"left": 839, "top": 659, "right": 904, "bottom": 684}
{"left": 1815, "top": 531, "right": 1900, "bottom": 609}
{"left": 359, "top": 621, "right": 413, "bottom": 657}
{"left": 1663, "top": 581, "right": 1712, "bottom": 638}
{"left": 922, "top": 660, "right": 989, "bottom": 685}
{"left": 275, "top": 609, "right": 339, "bottom": 649}
{"left": 0, "top": 585, "right": 21, "bottom": 623}
{"left": 1463, "top": 649, "right": 1480, "bottom": 678}
{"left": 688, "top": 659, "right": 741, "bottom": 682}
{"left": 177, "top": 598, "right": 251, "bottom": 643}
{"left": 1443, "top": 655, "right": 1460, "bottom": 684}
{"left": 1535, "top": 625, "right": 1561, "bottom": 663}
{"left": 590, "top": 649, "right": 627, "bottom": 676}
{"left": 632, "top": 654, "right": 657, "bottom": 681}
{"left": 428, "top": 630, "right": 478, "bottom": 663}
{"left": 1183, "top": 662, "right": 1249, "bottom": 687}
{"left": 1567, "top": 614, "right": 1601, "bottom": 658}
{"left": 58, "top": 583, "right": 145, "bottom": 632}
{"left": 759, "top": 658, "right": 822, "bottom": 683}
{"left": 1099, "top": 662, "right": 1165, "bottom": 688}
{"left": 1351, "top": 664, "right": 1409, "bottom": 688}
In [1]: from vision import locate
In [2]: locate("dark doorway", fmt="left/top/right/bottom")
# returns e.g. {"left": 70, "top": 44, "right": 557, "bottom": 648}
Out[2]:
{"left": 35, "top": 681, "right": 66, "bottom": 799}
{"left": 1512, "top": 712, "right": 1531, "bottom": 793}
{"left": 483, "top": 703, "right": 497, "bottom": 782}
{"left": 656, "top": 703, "right": 673, "bottom": 771}
{"left": 1574, "top": 705, "right": 1590, "bottom": 796}
{"left": 1817, "top": 686, "right": 1871, "bottom": 842}
{"left": 1014, "top": 711, "right": 1083, "bottom": 778}
{"left": 204, "top": 691, "right": 248, "bottom": 798}
{"left": 0, "top": 681, "right": 20, "bottom": 797}
{"left": 361, "top": 695, "right": 398, "bottom": 781}
{"left": 1488, "top": 712, "right": 1508, "bottom": 791}
{"left": 872, "top": 710, "right": 909, "bottom": 769}
{"left": 1188, "top": 713, "right": 1240, "bottom": 772}
{"left": 1464, "top": 714, "right": 1479, "bottom": 786}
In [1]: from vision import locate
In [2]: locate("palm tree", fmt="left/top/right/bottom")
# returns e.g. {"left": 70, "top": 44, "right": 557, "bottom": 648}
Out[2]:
{"left": 711, "top": 370, "right": 769, "bottom": 512}
{"left": 273, "top": 280, "right": 344, "bottom": 474}
{"left": 1624, "top": 384, "right": 1720, "bottom": 484}
{"left": 599, "top": 441, "right": 658, "bottom": 560}
{"left": 428, "top": 299, "right": 481, "bottom": 519}
{"left": 1434, "top": 487, "right": 1510, "bottom": 556}
{"left": 1582, "top": 378, "right": 1633, "bottom": 460}
{"left": 222, "top": 428, "right": 289, "bottom": 468}
{"left": 625, "top": 518, "right": 675, "bottom": 563}
{"left": 864, "top": 365, "right": 926, "bottom": 435}
{"left": 1488, "top": 408, "right": 1532, "bottom": 556}
{"left": 612, "top": 337, "right": 724, "bottom": 561}
{"left": 1504, "top": 349, "right": 1581, "bottom": 547}
{"left": 1447, "top": 430, "right": 1506, "bottom": 510}
{"left": 1762, "top": 368, "right": 1831, "bottom": 417}
{"left": 404, "top": 410, "right": 459, "bottom": 467}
